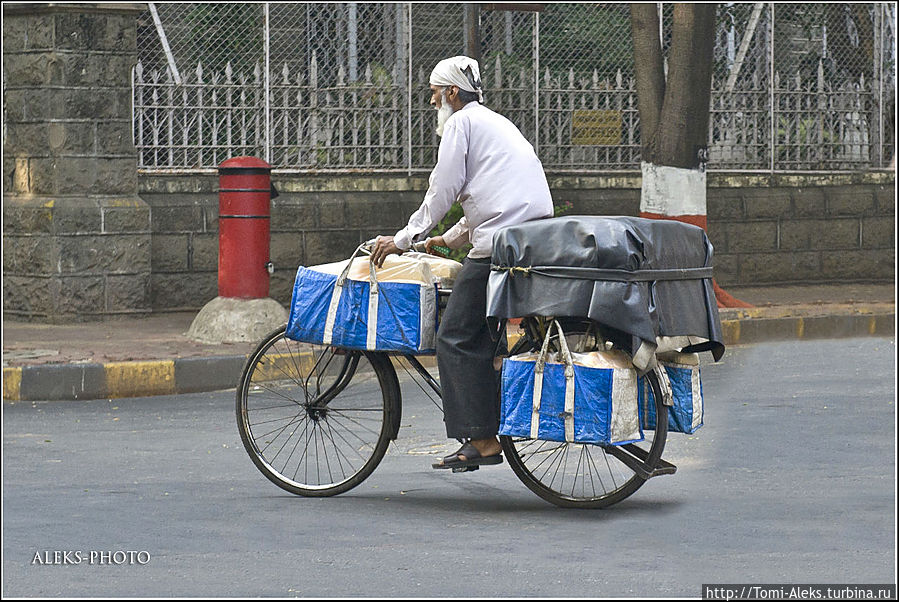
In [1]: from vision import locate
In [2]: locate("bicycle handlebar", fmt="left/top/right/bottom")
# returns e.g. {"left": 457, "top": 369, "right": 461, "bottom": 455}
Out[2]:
{"left": 365, "top": 237, "right": 449, "bottom": 258}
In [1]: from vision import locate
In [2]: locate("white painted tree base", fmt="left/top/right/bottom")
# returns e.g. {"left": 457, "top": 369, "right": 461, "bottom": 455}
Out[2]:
{"left": 639, "top": 161, "right": 707, "bottom": 218}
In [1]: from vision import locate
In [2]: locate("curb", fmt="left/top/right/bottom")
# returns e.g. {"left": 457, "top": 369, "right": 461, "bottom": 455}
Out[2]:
{"left": 3, "top": 312, "right": 894, "bottom": 403}
{"left": 3, "top": 355, "right": 249, "bottom": 403}
{"left": 718, "top": 309, "right": 895, "bottom": 346}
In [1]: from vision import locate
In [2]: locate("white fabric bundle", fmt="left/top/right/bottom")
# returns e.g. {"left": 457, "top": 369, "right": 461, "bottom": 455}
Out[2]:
{"left": 429, "top": 55, "right": 484, "bottom": 102}
{"left": 310, "top": 252, "right": 461, "bottom": 287}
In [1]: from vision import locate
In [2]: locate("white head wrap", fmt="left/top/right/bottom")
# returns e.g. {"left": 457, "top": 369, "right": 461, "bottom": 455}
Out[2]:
{"left": 429, "top": 56, "right": 483, "bottom": 103}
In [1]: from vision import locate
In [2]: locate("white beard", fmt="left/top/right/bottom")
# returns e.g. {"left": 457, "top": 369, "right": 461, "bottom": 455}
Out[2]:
{"left": 435, "top": 93, "right": 454, "bottom": 137}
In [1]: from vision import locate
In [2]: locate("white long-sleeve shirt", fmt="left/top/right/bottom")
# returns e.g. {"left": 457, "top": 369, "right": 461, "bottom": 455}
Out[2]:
{"left": 393, "top": 102, "right": 553, "bottom": 259}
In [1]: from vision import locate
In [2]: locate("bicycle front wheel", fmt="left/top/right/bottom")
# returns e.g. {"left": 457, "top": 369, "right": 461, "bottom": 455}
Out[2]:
{"left": 236, "top": 326, "right": 400, "bottom": 497}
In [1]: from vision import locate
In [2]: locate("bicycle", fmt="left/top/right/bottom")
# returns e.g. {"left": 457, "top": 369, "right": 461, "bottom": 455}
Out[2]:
{"left": 235, "top": 268, "right": 676, "bottom": 509}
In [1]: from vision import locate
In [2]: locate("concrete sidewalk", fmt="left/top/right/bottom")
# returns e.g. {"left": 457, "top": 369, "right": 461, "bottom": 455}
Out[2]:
{"left": 2, "top": 283, "right": 894, "bottom": 402}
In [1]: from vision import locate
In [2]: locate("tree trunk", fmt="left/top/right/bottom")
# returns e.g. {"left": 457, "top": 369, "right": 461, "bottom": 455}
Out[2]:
{"left": 636, "top": 3, "right": 717, "bottom": 168}
{"left": 653, "top": 4, "right": 715, "bottom": 167}
{"left": 630, "top": 3, "right": 665, "bottom": 156}
{"left": 631, "top": 3, "right": 752, "bottom": 308}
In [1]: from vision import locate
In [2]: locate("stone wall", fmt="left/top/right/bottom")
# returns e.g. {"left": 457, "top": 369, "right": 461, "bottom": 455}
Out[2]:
{"left": 549, "top": 172, "right": 896, "bottom": 287}
{"left": 3, "top": 197, "right": 151, "bottom": 319}
{"left": 138, "top": 174, "right": 427, "bottom": 310}
{"left": 704, "top": 175, "right": 895, "bottom": 286}
{"left": 137, "top": 171, "right": 895, "bottom": 312}
{"left": 3, "top": 3, "right": 150, "bottom": 321}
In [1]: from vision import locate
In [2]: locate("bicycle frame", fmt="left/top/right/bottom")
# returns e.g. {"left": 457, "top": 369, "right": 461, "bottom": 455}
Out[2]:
{"left": 401, "top": 354, "right": 442, "bottom": 397}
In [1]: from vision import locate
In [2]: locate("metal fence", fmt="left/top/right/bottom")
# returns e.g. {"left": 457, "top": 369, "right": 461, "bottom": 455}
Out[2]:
{"left": 133, "top": 3, "right": 896, "bottom": 173}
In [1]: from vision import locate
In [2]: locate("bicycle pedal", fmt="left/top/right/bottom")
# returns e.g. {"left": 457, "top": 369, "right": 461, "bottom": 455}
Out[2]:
{"left": 452, "top": 465, "right": 479, "bottom": 473}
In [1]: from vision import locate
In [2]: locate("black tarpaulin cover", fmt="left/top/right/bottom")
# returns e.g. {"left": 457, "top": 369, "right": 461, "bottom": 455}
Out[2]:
{"left": 487, "top": 216, "right": 725, "bottom": 370}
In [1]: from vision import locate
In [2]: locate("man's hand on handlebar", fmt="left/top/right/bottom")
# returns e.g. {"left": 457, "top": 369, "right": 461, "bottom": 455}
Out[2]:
{"left": 371, "top": 234, "right": 450, "bottom": 267}
{"left": 370, "top": 236, "right": 402, "bottom": 268}
{"left": 424, "top": 236, "right": 449, "bottom": 257}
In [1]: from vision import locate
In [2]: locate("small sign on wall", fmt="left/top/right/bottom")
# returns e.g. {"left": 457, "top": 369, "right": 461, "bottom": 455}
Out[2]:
{"left": 571, "top": 109, "right": 622, "bottom": 145}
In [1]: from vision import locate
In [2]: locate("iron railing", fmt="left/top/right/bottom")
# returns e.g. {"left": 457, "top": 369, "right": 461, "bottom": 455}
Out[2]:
{"left": 133, "top": 3, "right": 896, "bottom": 172}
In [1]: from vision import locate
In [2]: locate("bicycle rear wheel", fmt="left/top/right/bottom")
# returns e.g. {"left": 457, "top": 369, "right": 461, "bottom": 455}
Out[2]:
{"left": 501, "top": 325, "right": 670, "bottom": 509}
{"left": 236, "top": 326, "right": 400, "bottom": 497}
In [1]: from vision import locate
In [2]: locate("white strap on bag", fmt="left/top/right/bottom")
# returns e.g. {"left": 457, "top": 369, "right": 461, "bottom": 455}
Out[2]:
{"left": 652, "top": 363, "right": 673, "bottom": 407}
{"left": 322, "top": 284, "right": 343, "bottom": 346}
{"left": 532, "top": 320, "right": 577, "bottom": 442}
{"left": 323, "top": 243, "right": 379, "bottom": 348}
{"left": 690, "top": 364, "right": 703, "bottom": 431}
{"left": 366, "top": 271, "right": 379, "bottom": 350}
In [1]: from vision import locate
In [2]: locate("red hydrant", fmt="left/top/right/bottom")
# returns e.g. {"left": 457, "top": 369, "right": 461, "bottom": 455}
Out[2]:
{"left": 217, "top": 157, "right": 275, "bottom": 299}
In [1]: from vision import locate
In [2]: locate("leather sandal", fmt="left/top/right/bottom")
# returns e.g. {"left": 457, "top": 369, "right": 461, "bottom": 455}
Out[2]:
{"left": 432, "top": 441, "right": 503, "bottom": 471}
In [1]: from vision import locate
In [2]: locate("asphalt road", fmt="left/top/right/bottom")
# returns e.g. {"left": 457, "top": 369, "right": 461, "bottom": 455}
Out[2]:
{"left": 3, "top": 337, "right": 896, "bottom": 597}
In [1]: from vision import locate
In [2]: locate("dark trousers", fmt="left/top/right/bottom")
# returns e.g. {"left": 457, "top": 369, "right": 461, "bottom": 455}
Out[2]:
{"left": 436, "top": 257, "right": 505, "bottom": 440}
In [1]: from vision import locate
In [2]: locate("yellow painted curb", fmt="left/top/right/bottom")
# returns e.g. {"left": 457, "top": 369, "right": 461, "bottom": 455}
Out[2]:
{"left": 249, "top": 351, "right": 315, "bottom": 383}
{"left": 104, "top": 361, "right": 175, "bottom": 398}
{"left": 720, "top": 319, "right": 741, "bottom": 345}
{"left": 3, "top": 367, "right": 22, "bottom": 401}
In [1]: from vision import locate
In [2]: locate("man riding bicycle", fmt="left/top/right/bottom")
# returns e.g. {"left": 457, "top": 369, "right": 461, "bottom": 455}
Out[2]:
{"left": 370, "top": 56, "right": 553, "bottom": 471}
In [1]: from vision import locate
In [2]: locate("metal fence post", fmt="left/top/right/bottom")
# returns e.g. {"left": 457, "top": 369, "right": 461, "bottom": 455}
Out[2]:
{"left": 264, "top": 2, "right": 271, "bottom": 164}
{"left": 407, "top": 3, "right": 413, "bottom": 175}
{"left": 876, "top": 2, "right": 883, "bottom": 167}
{"left": 769, "top": 2, "right": 775, "bottom": 174}
{"left": 464, "top": 4, "right": 481, "bottom": 64}
{"left": 534, "top": 11, "right": 540, "bottom": 156}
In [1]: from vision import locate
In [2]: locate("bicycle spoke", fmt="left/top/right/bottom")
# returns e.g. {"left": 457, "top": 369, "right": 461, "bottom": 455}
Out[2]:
{"left": 256, "top": 412, "right": 306, "bottom": 453}
{"left": 314, "top": 422, "right": 326, "bottom": 485}
{"left": 322, "top": 419, "right": 351, "bottom": 483}
{"left": 249, "top": 379, "right": 305, "bottom": 404}
{"left": 305, "top": 346, "right": 338, "bottom": 399}
{"left": 268, "top": 414, "right": 310, "bottom": 463}
{"left": 314, "top": 350, "right": 344, "bottom": 400}
{"left": 526, "top": 441, "right": 566, "bottom": 476}
{"left": 600, "top": 445, "right": 619, "bottom": 489}
{"left": 327, "top": 422, "right": 352, "bottom": 479}
{"left": 259, "top": 347, "right": 305, "bottom": 388}
{"left": 281, "top": 339, "right": 307, "bottom": 387}
{"left": 325, "top": 412, "right": 383, "bottom": 448}
{"left": 573, "top": 447, "right": 589, "bottom": 500}
{"left": 584, "top": 445, "right": 609, "bottom": 493}
{"left": 247, "top": 400, "right": 306, "bottom": 412}
{"left": 253, "top": 414, "right": 300, "bottom": 438}
{"left": 272, "top": 418, "right": 311, "bottom": 477}
{"left": 322, "top": 419, "right": 358, "bottom": 479}
{"left": 322, "top": 416, "right": 373, "bottom": 464}
{"left": 548, "top": 443, "right": 568, "bottom": 491}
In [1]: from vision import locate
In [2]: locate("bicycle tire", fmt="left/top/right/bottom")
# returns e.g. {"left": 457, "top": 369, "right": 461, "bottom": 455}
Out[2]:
{"left": 500, "top": 325, "right": 670, "bottom": 509}
{"left": 236, "top": 326, "right": 400, "bottom": 497}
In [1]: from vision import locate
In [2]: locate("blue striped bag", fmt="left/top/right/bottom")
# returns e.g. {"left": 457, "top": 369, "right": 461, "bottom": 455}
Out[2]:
{"left": 640, "top": 352, "right": 704, "bottom": 434}
{"left": 499, "top": 320, "right": 643, "bottom": 446}
{"left": 285, "top": 244, "right": 439, "bottom": 354}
